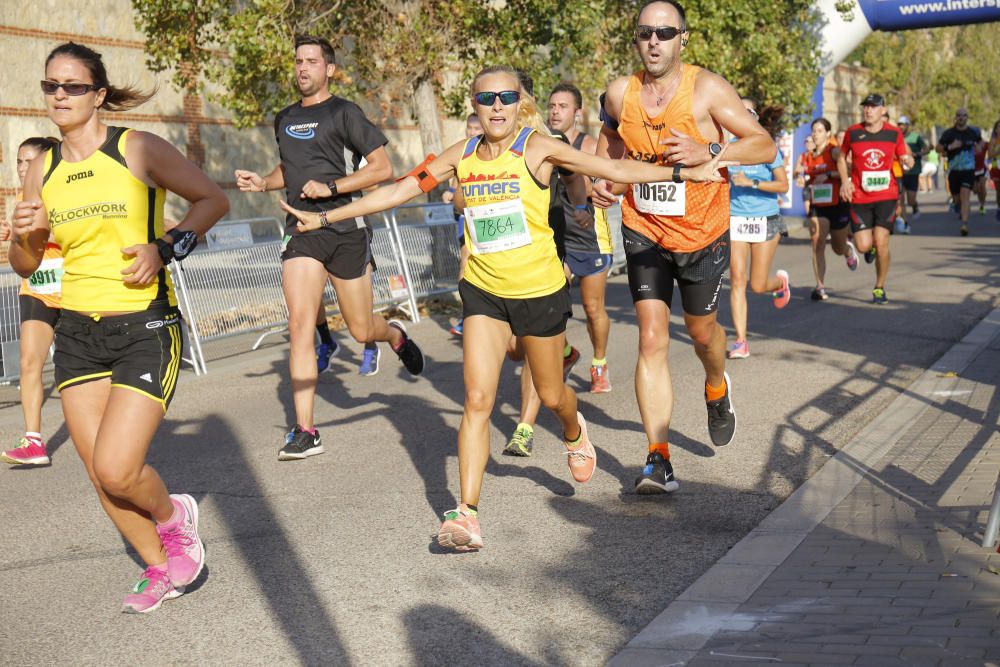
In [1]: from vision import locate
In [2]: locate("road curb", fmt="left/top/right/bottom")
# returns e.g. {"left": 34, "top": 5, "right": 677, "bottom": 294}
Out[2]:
{"left": 608, "top": 305, "right": 1000, "bottom": 666}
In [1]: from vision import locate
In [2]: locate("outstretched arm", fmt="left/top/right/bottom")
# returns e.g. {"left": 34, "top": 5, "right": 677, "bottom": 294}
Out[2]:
{"left": 539, "top": 132, "right": 731, "bottom": 185}
{"left": 282, "top": 141, "right": 463, "bottom": 232}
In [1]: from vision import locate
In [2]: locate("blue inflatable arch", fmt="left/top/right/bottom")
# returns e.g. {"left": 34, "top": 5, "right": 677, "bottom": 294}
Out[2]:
{"left": 781, "top": 0, "right": 999, "bottom": 214}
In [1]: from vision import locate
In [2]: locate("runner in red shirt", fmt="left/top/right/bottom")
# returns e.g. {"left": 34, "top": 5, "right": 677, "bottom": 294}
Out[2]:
{"left": 837, "top": 93, "right": 913, "bottom": 305}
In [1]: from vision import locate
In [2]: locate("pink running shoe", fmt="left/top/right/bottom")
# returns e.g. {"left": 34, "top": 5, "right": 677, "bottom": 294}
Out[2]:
{"left": 565, "top": 412, "right": 597, "bottom": 483}
{"left": 156, "top": 494, "right": 205, "bottom": 587}
{"left": 772, "top": 270, "right": 791, "bottom": 309}
{"left": 1, "top": 437, "right": 50, "bottom": 465}
{"left": 590, "top": 364, "right": 612, "bottom": 393}
{"left": 437, "top": 506, "right": 483, "bottom": 552}
{"left": 727, "top": 340, "right": 749, "bottom": 359}
{"left": 845, "top": 241, "right": 859, "bottom": 271}
{"left": 122, "top": 565, "right": 181, "bottom": 614}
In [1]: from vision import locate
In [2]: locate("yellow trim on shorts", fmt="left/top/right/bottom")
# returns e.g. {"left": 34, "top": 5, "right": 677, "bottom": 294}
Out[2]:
{"left": 111, "top": 383, "right": 168, "bottom": 413}
{"left": 161, "top": 323, "right": 181, "bottom": 406}
{"left": 58, "top": 371, "right": 112, "bottom": 392}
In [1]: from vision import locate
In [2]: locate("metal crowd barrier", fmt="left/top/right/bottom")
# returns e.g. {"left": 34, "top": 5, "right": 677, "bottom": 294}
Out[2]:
{"left": 174, "top": 208, "right": 453, "bottom": 372}
{"left": 0, "top": 268, "right": 24, "bottom": 384}
{"left": 1, "top": 202, "right": 620, "bottom": 378}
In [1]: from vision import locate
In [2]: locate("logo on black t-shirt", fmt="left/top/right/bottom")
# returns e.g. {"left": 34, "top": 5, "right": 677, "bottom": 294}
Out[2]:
{"left": 285, "top": 122, "right": 319, "bottom": 140}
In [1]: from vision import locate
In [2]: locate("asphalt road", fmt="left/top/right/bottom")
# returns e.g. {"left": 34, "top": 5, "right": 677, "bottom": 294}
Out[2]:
{"left": 1, "top": 190, "right": 998, "bottom": 665}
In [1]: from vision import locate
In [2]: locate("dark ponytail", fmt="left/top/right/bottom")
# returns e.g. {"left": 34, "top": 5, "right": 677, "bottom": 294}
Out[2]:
{"left": 19, "top": 136, "right": 60, "bottom": 153}
{"left": 45, "top": 42, "right": 156, "bottom": 112}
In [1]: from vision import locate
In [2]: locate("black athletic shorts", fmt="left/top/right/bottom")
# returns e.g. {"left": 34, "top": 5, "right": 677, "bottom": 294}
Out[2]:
{"left": 54, "top": 305, "right": 184, "bottom": 412}
{"left": 948, "top": 169, "right": 976, "bottom": 193}
{"left": 18, "top": 294, "right": 60, "bottom": 328}
{"left": 281, "top": 227, "right": 376, "bottom": 280}
{"left": 622, "top": 226, "right": 729, "bottom": 315}
{"left": 459, "top": 279, "right": 571, "bottom": 338}
{"left": 850, "top": 200, "right": 896, "bottom": 232}
{"left": 901, "top": 174, "right": 920, "bottom": 192}
{"left": 813, "top": 203, "right": 851, "bottom": 231}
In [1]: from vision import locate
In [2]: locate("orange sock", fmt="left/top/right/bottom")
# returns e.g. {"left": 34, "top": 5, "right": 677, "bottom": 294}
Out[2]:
{"left": 648, "top": 442, "right": 670, "bottom": 459}
{"left": 705, "top": 378, "right": 727, "bottom": 401}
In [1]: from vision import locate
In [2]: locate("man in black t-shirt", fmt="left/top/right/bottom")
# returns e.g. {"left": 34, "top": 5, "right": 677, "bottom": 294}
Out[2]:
{"left": 235, "top": 35, "right": 424, "bottom": 461}
{"left": 937, "top": 108, "right": 984, "bottom": 236}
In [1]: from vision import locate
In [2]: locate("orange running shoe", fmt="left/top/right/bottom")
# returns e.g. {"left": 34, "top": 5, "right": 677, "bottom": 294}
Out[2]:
{"left": 590, "top": 364, "right": 612, "bottom": 393}
{"left": 565, "top": 412, "right": 597, "bottom": 483}
{"left": 437, "top": 506, "right": 483, "bottom": 552}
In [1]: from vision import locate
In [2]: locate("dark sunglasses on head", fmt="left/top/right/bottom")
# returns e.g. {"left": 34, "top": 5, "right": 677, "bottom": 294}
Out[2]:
{"left": 474, "top": 90, "right": 521, "bottom": 106}
{"left": 635, "top": 25, "right": 684, "bottom": 41}
{"left": 40, "top": 80, "right": 101, "bottom": 96}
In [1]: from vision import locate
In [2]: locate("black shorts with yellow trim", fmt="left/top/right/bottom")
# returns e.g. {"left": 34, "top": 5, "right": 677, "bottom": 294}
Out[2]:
{"left": 54, "top": 304, "right": 184, "bottom": 412}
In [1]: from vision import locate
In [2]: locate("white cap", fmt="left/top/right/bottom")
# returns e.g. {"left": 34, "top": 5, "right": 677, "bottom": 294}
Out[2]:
{"left": 898, "top": 115, "right": 911, "bottom": 124}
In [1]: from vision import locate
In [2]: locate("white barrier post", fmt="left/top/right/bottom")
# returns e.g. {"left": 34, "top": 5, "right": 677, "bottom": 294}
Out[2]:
{"left": 170, "top": 261, "right": 207, "bottom": 375}
{"left": 386, "top": 209, "right": 421, "bottom": 323}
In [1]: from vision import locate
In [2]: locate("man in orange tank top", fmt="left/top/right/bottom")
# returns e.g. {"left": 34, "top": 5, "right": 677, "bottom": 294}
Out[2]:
{"left": 593, "top": 0, "right": 776, "bottom": 494}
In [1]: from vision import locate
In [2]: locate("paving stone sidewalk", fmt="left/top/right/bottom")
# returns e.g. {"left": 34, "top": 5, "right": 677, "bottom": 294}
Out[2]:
{"left": 612, "top": 309, "right": 1000, "bottom": 666}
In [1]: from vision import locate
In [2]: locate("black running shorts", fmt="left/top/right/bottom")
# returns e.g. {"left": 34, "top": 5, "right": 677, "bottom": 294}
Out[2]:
{"left": 459, "top": 280, "right": 571, "bottom": 338}
{"left": 18, "top": 294, "right": 60, "bottom": 328}
{"left": 948, "top": 169, "right": 975, "bottom": 193}
{"left": 813, "top": 203, "right": 851, "bottom": 231}
{"left": 850, "top": 200, "right": 896, "bottom": 232}
{"left": 622, "top": 227, "right": 729, "bottom": 316}
{"left": 54, "top": 306, "right": 184, "bottom": 411}
{"left": 281, "top": 227, "right": 376, "bottom": 280}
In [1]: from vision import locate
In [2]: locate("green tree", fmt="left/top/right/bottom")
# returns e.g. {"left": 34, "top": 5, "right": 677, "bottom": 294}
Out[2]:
{"left": 849, "top": 23, "right": 1000, "bottom": 133}
{"left": 132, "top": 0, "right": 824, "bottom": 145}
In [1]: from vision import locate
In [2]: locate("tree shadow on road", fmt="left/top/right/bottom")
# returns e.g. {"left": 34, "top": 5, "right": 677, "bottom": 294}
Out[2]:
{"left": 153, "top": 414, "right": 352, "bottom": 665}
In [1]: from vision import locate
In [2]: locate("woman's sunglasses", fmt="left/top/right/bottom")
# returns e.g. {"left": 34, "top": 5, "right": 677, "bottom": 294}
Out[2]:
{"left": 635, "top": 25, "right": 684, "bottom": 41}
{"left": 474, "top": 90, "right": 521, "bottom": 106}
{"left": 40, "top": 80, "right": 101, "bottom": 96}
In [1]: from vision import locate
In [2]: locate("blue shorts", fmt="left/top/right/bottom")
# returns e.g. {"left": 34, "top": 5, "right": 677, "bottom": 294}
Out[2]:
{"left": 565, "top": 251, "right": 612, "bottom": 278}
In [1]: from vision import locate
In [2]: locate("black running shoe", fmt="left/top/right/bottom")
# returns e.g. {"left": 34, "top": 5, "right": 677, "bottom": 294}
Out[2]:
{"left": 388, "top": 320, "right": 425, "bottom": 376}
{"left": 864, "top": 248, "right": 877, "bottom": 264}
{"left": 278, "top": 426, "right": 324, "bottom": 461}
{"left": 706, "top": 371, "right": 737, "bottom": 447}
{"left": 634, "top": 451, "right": 679, "bottom": 494}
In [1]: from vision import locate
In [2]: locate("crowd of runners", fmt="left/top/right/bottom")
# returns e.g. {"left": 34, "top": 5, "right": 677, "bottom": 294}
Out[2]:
{"left": 2, "top": 0, "right": 998, "bottom": 614}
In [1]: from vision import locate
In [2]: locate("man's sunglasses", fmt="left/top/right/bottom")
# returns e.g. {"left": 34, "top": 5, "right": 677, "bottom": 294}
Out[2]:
{"left": 635, "top": 25, "right": 684, "bottom": 41}
{"left": 40, "top": 80, "right": 101, "bottom": 96}
{"left": 474, "top": 90, "right": 521, "bottom": 106}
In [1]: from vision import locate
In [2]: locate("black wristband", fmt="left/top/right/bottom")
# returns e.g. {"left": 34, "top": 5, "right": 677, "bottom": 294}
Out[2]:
{"left": 328, "top": 180, "right": 339, "bottom": 197}
{"left": 672, "top": 164, "right": 683, "bottom": 183}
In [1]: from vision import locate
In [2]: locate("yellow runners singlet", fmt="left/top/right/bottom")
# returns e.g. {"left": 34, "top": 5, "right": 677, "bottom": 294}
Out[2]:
{"left": 458, "top": 127, "right": 565, "bottom": 299}
{"left": 41, "top": 127, "right": 175, "bottom": 312}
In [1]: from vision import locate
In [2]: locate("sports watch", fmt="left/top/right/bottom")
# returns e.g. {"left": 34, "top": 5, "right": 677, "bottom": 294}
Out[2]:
{"left": 155, "top": 229, "right": 198, "bottom": 264}
{"left": 752, "top": 179, "right": 760, "bottom": 189}
{"left": 327, "top": 179, "right": 339, "bottom": 197}
{"left": 708, "top": 142, "right": 723, "bottom": 157}
{"left": 672, "top": 164, "right": 683, "bottom": 183}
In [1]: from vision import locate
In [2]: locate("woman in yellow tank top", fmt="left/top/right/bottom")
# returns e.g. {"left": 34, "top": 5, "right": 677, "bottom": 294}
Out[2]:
{"left": 281, "top": 65, "right": 728, "bottom": 552}
{"left": 8, "top": 42, "right": 228, "bottom": 613}
{"left": 1, "top": 136, "right": 61, "bottom": 466}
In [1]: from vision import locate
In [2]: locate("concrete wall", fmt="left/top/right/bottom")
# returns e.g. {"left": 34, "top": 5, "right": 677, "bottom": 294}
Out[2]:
{"left": 1, "top": 0, "right": 454, "bottom": 241}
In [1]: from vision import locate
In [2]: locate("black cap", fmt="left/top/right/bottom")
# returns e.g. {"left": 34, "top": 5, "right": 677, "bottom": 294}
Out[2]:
{"left": 860, "top": 93, "right": 885, "bottom": 107}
